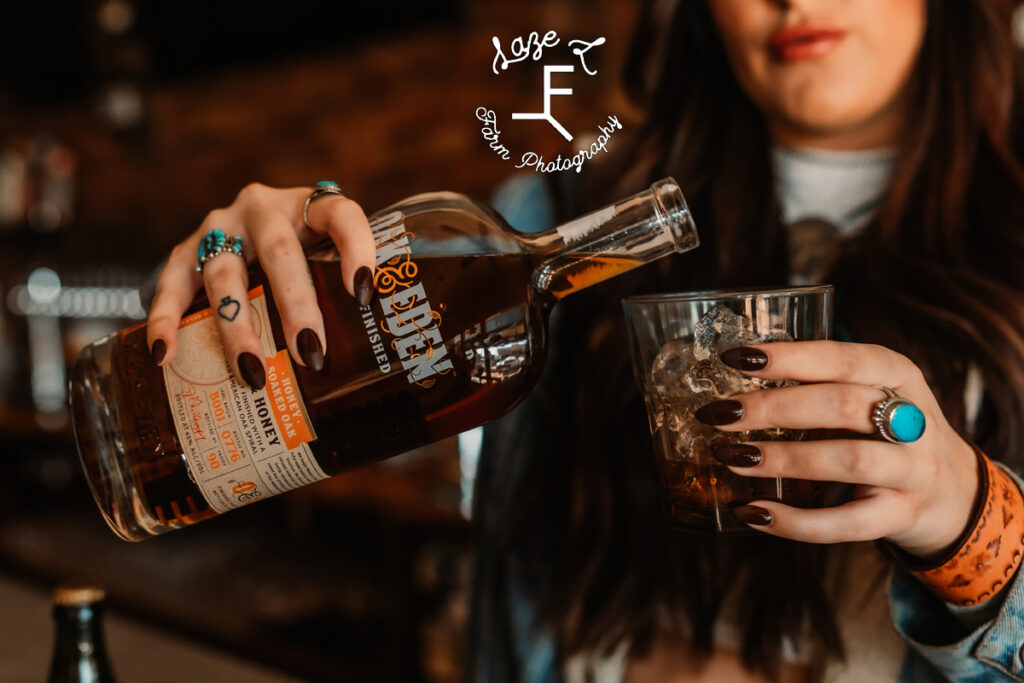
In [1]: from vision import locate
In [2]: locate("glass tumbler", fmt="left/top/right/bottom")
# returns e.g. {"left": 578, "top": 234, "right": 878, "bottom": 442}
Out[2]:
{"left": 623, "top": 286, "right": 834, "bottom": 534}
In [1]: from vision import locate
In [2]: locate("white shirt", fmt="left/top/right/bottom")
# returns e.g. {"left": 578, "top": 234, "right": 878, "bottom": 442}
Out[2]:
{"left": 771, "top": 144, "right": 897, "bottom": 286}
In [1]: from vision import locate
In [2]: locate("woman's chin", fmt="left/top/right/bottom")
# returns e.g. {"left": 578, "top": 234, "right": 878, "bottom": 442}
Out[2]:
{"left": 767, "top": 104, "right": 900, "bottom": 149}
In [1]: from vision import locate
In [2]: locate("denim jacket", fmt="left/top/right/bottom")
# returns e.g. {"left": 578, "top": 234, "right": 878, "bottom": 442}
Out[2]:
{"left": 487, "top": 175, "right": 1024, "bottom": 682}
{"left": 890, "top": 462, "right": 1024, "bottom": 682}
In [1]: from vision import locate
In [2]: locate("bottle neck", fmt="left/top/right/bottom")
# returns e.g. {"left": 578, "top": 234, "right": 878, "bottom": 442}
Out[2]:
{"left": 50, "top": 604, "right": 111, "bottom": 673}
{"left": 522, "top": 178, "right": 698, "bottom": 300}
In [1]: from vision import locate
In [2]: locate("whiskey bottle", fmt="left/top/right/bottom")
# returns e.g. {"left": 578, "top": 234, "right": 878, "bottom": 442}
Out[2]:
{"left": 70, "top": 178, "right": 698, "bottom": 540}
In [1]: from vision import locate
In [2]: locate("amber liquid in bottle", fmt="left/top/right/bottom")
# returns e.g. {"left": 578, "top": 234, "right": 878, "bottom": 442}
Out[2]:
{"left": 71, "top": 180, "right": 698, "bottom": 540}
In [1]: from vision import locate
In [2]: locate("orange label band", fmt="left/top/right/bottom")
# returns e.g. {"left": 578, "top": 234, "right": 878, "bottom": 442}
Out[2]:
{"left": 911, "top": 451, "right": 1024, "bottom": 606}
{"left": 265, "top": 350, "right": 314, "bottom": 450}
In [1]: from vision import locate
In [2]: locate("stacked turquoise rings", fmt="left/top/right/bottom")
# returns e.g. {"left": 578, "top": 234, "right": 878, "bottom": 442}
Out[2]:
{"left": 303, "top": 180, "right": 344, "bottom": 230}
{"left": 872, "top": 387, "right": 926, "bottom": 444}
{"left": 195, "top": 228, "right": 244, "bottom": 273}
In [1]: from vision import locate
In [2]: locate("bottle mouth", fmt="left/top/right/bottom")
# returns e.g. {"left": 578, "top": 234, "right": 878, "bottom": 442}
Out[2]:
{"left": 53, "top": 583, "right": 106, "bottom": 606}
{"left": 651, "top": 177, "right": 699, "bottom": 254}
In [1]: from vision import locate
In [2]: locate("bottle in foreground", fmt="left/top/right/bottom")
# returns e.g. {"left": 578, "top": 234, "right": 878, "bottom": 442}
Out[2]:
{"left": 70, "top": 178, "right": 699, "bottom": 540}
{"left": 47, "top": 583, "right": 116, "bottom": 683}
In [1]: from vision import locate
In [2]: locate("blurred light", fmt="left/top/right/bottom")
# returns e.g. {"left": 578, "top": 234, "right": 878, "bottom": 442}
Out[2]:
{"left": 9, "top": 283, "right": 146, "bottom": 319}
{"left": 99, "top": 83, "right": 145, "bottom": 128}
{"left": 26, "top": 267, "right": 61, "bottom": 304}
{"left": 457, "top": 427, "right": 483, "bottom": 519}
{"left": 97, "top": 0, "right": 135, "bottom": 34}
{"left": 28, "top": 315, "right": 65, "bottom": 415}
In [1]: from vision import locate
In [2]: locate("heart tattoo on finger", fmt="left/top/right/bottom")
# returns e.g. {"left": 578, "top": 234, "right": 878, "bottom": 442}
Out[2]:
{"left": 218, "top": 296, "right": 241, "bottom": 321}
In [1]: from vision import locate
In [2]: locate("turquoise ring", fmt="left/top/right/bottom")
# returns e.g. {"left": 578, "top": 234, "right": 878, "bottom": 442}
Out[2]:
{"left": 871, "top": 387, "right": 926, "bottom": 444}
{"left": 195, "top": 228, "right": 244, "bottom": 273}
{"left": 303, "top": 180, "right": 344, "bottom": 231}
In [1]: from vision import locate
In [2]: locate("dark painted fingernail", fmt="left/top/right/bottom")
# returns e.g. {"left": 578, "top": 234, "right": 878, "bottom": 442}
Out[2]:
{"left": 297, "top": 328, "right": 324, "bottom": 372}
{"left": 353, "top": 266, "right": 374, "bottom": 308}
{"left": 733, "top": 505, "right": 773, "bottom": 526}
{"left": 695, "top": 399, "right": 744, "bottom": 425}
{"left": 720, "top": 347, "right": 769, "bottom": 371}
{"left": 713, "top": 443, "right": 762, "bottom": 467}
{"left": 150, "top": 339, "right": 166, "bottom": 365}
{"left": 238, "top": 352, "right": 266, "bottom": 391}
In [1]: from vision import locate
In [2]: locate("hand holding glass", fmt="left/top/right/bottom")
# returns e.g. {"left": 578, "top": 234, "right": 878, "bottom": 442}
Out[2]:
{"left": 623, "top": 286, "right": 835, "bottom": 534}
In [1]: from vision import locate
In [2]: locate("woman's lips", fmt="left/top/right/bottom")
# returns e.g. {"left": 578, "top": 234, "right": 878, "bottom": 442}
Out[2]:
{"left": 769, "top": 24, "right": 847, "bottom": 62}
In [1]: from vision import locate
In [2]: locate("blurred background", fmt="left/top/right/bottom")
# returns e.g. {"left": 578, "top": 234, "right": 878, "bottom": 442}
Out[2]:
{"left": 0, "top": 1, "right": 636, "bottom": 681}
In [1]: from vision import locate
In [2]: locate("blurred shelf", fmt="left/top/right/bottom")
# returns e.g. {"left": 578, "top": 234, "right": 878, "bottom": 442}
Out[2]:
{"left": 0, "top": 0, "right": 639, "bottom": 265}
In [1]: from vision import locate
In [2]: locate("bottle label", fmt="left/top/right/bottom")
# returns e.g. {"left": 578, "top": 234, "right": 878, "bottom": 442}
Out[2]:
{"left": 366, "top": 210, "right": 454, "bottom": 387}
{"left": 556, "top": 205, "right": 615, "bottom": 245}
{"left": 162, "top": 286, "right": 325, "bottom": 514}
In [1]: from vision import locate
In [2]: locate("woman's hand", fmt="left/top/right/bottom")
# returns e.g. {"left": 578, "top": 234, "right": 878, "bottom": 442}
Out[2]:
{"left": 700, "top": 340, "right": 980, "bottom": 559}
{"left": 146, "top": 183, "right": 376, "bottom": 390}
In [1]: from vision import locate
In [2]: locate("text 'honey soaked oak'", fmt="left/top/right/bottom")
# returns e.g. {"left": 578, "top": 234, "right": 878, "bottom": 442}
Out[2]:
{"left": 70, "top": 179, "right": 699, "bottom": 540}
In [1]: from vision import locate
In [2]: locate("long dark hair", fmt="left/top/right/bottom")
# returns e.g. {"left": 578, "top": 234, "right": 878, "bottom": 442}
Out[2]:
{"left": 468, "top": 0, "right": 1024, "bottom": 679}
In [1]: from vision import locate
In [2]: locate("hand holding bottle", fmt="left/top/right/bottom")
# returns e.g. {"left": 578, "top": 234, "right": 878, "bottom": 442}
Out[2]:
{"left": 146, "top": 183, "right": 376, "bottom": 389}
{"left": 72, "top": 178, "right": 698, "bottom": 540}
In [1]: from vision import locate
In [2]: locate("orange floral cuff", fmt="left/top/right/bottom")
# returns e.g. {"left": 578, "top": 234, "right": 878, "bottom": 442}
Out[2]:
{"left": 894, "top": 446, "right": 1024, "bottom": 607}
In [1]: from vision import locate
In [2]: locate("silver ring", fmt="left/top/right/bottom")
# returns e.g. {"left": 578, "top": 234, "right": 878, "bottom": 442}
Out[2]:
{"left": 303, "top": 181, "right": 344, "bottom": 230}
{"left": 871, "top": 387, "right": 926, "bottom": 444}
{"left": 195, "top": 228, "right": 244, "bottom": 273}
